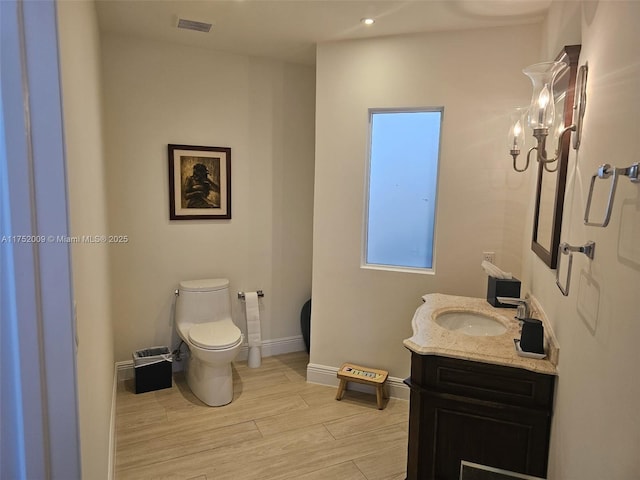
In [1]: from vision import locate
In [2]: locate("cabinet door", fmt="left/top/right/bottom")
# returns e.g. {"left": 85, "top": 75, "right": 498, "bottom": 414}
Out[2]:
{"left": 413, "top": 390, "right": 551, "bottom": 480}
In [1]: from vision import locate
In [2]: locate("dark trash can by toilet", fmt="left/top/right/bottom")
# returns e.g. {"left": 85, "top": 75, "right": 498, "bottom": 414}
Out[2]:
{"left": 133, "top": 346, "right": 173, "bottom": 394}
{"left": 300, "top": 299, "right": 311, "bottom": 354}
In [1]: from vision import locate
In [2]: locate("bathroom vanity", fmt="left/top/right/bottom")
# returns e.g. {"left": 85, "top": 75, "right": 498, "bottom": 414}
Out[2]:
{"left": 403, "top": 294, "right": 558, "bottom": 480}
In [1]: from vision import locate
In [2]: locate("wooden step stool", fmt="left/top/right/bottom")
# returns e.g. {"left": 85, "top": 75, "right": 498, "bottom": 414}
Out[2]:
{"left": 335, "top": 363, "right": 388, "bottom": 410}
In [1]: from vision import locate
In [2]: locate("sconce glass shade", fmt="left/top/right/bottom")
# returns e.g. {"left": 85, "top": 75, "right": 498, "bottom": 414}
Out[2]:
{"left": 523, "top": 61, "right": 567, "bottom": 130}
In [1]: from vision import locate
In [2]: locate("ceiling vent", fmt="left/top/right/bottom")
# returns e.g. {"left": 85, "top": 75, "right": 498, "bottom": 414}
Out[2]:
{"left": 176, "top": 17, "right": 213, "bottom": 33}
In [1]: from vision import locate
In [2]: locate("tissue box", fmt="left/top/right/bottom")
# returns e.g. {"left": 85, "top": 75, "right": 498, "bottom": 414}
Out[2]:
{"left": 487, "top": 276, "right": 521, "bottom": 308}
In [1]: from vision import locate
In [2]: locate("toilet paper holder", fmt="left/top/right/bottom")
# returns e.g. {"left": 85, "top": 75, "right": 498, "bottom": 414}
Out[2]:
{"left": 238, "top": 290, "right": 264, "bottom": 300}
{"left": 555, "top": 241, "right": 595, "bottom": 296}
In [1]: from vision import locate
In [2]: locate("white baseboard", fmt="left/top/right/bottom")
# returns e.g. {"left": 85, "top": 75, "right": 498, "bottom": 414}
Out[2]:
{"left": 237, "top": 335, "right": 306, "bottom": 360}
{"left": 116, "top": 335, "right": 307, "bottom": 382}
{"left": 306, "top": 363, "right": 410, "bottom": 400}
{"left": 116, "top": 359, "right": 135, "bottom": 382}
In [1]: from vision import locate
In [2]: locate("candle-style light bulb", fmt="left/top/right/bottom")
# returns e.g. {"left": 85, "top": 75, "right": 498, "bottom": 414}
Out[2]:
{"left": 513, "top": 121, "right": 522, "bottom": 136}
{"left": 537, "top": 84, "right": 550, "bottom": 125}
{"left": 508, "top": 107, "right": 526, "bottom": 159}
{"left": 513, "top": 120, "right": 522, "bottom": 148}
{"left": 538, "top": 85, "right": 550, "bottom": 109}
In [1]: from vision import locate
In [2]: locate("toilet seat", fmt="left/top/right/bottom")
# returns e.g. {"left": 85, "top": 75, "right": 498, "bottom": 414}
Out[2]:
{"left": 189, "top": 320, "right": 242, "bottom": 350}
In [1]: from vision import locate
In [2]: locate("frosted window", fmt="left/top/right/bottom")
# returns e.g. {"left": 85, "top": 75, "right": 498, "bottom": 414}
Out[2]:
{"left": 365, "top": 109, "right": 442, "bottom": 270}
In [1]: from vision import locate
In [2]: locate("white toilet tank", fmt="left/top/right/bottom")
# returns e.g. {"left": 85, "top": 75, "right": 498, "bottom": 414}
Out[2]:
{"left": 176, "top": 278, "right": 231, "bottom": 325}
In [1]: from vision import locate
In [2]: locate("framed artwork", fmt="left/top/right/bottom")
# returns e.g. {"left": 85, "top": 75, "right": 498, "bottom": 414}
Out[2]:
{"left": 168, "top": 144, "right": 231, "bottom": 220}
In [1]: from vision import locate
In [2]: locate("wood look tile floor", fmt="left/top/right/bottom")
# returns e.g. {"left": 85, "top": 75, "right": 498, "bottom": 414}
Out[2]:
{"left": 115, "top": 352, "right": 409, "bottom": 480}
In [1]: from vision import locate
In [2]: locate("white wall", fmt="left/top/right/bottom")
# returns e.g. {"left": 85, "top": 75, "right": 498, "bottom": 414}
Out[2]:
{"left": 101, "top": 35, "right": 315, "bottom": 362}
{"left": 57, "top": 2, "right": 115, "bottom": 478}
{"left": 522, "top": 2, "right": 640, "bottom": 478}
{"left": 311, "top": 24, "right": 542, "bottom": 379}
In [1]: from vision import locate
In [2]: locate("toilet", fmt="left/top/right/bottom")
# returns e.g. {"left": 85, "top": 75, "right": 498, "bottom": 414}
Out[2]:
{"left": 175, "top": 278, "right": 243, "bottom": 406}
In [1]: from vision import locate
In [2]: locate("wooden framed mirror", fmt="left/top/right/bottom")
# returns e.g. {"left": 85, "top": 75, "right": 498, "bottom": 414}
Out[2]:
{"left": 531, "top": 45, "right": 581, "bottom": 268}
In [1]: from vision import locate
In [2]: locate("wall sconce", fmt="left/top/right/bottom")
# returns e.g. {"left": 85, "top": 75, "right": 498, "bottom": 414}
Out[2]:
{"left": 509, "top": 61, "right": 588, "bottom": 172}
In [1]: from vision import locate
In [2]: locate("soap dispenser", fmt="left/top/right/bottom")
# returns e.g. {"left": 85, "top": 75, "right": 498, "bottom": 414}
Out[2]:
{"left": 519, "top": 318, "right": 545, "bottom": 354}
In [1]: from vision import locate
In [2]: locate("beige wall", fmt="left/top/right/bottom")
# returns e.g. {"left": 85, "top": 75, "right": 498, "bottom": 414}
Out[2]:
{"left": 101, "top": 35, "right": 315, "bottom": 362}
{"left": 311, "top": 24, "right": 542, "bottom": 378}
{"left": 523, "top": 2, "right": 640, "bottom": 478}
{"left": 57, "top": 2, "right": 114, "bottom": 478}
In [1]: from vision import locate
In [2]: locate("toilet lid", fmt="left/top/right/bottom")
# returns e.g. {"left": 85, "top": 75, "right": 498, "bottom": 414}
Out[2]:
{"left": 179, "top": 278, "right": 229, "bottom": 292}
{"left": 189, "top": 321, "right": 242, "bottom": 350}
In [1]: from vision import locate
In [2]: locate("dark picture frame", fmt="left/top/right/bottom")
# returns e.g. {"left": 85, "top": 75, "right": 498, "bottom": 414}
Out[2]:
{"left": 168, "top": 144, "right": 231, "bottom": 220}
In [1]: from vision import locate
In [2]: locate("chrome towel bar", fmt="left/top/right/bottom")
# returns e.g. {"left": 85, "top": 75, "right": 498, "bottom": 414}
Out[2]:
{"left": 584, "top": 162, "right": 639, "bottom": 228}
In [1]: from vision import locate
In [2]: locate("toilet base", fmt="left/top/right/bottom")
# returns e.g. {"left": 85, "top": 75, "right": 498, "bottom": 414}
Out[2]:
{"left": 186, "top": 356, "right": 234, "bottom": 406}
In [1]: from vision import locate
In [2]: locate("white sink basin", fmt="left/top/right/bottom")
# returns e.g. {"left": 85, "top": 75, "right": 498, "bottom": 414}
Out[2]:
{"left": 434, "top": 311, "right": 507, "bottom": 337}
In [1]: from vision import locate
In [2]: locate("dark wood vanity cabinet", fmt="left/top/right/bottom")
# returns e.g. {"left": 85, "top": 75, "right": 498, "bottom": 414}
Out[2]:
{"left": 405, "top": 354, "right": 555, "bottom": 480}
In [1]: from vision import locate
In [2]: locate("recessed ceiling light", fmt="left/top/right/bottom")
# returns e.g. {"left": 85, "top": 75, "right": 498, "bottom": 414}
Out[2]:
{"left": 361, "top": 18, "right": 375, "bottom": 26}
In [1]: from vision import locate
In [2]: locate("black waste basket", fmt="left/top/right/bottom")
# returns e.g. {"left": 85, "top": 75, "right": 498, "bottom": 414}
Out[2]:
{"left": 300, "top": 299, "right": 311, "bottom": 354}
{"left": 133, "top": 346, "right": 172, "bottom": 394}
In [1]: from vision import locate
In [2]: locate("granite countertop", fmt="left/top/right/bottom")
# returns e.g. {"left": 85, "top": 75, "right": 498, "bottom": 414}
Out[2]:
{"left": 403, "top": 293, "right": 558, "bottom": 375}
